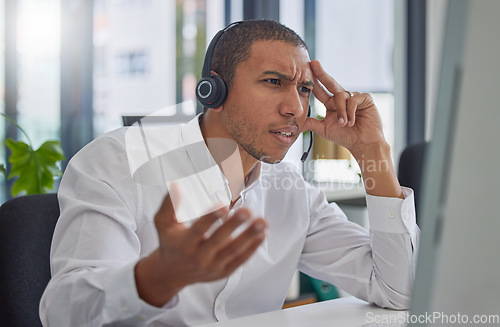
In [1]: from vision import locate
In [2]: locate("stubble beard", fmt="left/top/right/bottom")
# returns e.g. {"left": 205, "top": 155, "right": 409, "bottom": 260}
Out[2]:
{"left": 225, "top": 111, "right": 286, "bottom": 164}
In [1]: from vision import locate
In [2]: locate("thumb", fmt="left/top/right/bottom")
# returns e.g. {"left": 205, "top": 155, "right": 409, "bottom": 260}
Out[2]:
{"left": 303, "top": 117, "right": 323, "bottom": 134}
{"left": 155, "top": 182, "right": 181, "bottom": 229}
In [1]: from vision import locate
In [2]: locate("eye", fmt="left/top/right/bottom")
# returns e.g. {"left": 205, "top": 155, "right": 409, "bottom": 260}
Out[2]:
{"left": 265, "top": 78, "right": 280, "bottom": 85}
{"left": 299, "top": 86, "right": 312, "bottom": 94}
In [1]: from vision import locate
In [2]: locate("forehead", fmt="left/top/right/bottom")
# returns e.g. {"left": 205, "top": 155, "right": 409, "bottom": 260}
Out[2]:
{"left": 242, "top": 40, "right": 312, "bottom": 79}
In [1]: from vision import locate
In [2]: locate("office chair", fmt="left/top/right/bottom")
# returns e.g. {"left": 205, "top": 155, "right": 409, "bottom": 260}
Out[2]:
{"left": 398, "top": 141, "right": 428, "bottom": 221}
{"left": 0, "top": 193, "right": 60, "bottom": 327}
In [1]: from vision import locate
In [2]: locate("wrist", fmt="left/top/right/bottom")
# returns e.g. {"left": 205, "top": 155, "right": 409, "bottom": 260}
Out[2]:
{"left": 350, "top": 141, "right": 391, "bottom": 165}
{"left": 135, "top": 250, "right": 184, "bottom": 307}
{"left": 351, "top": 142, "right": 403, "bottom": 199}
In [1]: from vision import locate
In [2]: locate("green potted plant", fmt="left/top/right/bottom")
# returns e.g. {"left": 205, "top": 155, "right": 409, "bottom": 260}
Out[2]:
{"left": 0, "top": 113, "right": 65, "bottom": 196}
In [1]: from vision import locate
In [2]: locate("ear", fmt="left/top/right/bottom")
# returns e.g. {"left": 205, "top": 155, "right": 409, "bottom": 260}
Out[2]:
{"left": 211, "top": 105, "right": 223, "bottom": 112}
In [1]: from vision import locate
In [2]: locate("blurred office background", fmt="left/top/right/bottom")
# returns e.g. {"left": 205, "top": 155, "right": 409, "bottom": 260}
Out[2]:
{"left": 0, "top": 0, "right": 445, "bottom": 204}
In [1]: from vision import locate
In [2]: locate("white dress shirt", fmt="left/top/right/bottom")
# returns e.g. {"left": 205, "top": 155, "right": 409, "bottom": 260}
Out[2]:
{"left": 40, "top": 116, "right": 419, "bottom": 327}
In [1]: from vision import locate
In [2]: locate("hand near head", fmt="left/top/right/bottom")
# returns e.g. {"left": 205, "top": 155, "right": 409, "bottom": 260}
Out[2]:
{"left": 304, "top": 60, "right": 404, "bottom": 198}
{"left": 135, "top": 186, "right": 267, "bottom": 307}
{"left": 304, "top": 60, "right": 386, "bottom": 154}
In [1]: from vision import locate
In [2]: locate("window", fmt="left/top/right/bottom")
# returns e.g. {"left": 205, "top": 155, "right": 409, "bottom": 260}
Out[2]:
{"left": 307, "top": 0, "right": 396, "bottom": 184}
{"left": 93, "top": 0, "right": 178, "bottom": 135}
{"left": 1, "top": 0, "right": 61, "bottom": 202}
{"left": 1, "top": 0, "right": 402, "bottom": 202}
{"left": 115, "top": 50, "right": 150, "bottom": 76}
{"left": 92, "top": 0, "right": 211, "bottom": 136}
{"left": 16, "top": 0, "right": 61, "bottom": 146}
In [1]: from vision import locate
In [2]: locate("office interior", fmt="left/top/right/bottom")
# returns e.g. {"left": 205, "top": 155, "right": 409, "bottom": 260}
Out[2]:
{"left": 0, "top": 0, "right": 451, "bottom": 310}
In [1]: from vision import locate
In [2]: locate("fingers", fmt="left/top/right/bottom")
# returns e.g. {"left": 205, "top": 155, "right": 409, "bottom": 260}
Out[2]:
{"left": 195, "top": 208, "right": 261, "bottom": 258}
{"left": 303, "top": 116, "right": 322, "bottom": 134}
{"left": 310, "top": 60, "right": 344, "bottom": 95}
{"left": 337, "top": 92, "right": 361, "bottom": 127}
{"left": 346, "top": 94, "right": 358, "bottom": 126}
{"left": 212, "top": 218, "right": 267, "bottom": 273}
{"left": 218, "top": 227, "right": 266, "bottom": 275}
{"left": 311, "top": 60, "right": 348, "bottom": 126}
{"left": 184, "top": 207, "right": 229, "bottom": 251}
{"left": 201, "top": 208, "right": 251, "bottom": 248}
{"left": 154, "top": 202, "right": 266, "bottom": 287}
{"left": 189, "top": 209, "right": 266, "bottom": 276}
{"left": 334, "top": 91, "right": 350, "bottom": 126}
{"left": 311, "top": 60, "right": 367, "bottom": 127}
{"left": 154, "top": 185, "right": 181, "bottom": 230}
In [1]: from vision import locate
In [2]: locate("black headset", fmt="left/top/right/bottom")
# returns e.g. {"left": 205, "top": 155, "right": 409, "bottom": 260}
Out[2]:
{"left": 301, "top": 115, "right": 314, "bottom": 163}
{"left": 196, "top": 21, "right": 313, "bottom": 162}
{"left": 196, "top": 22, "right": 240, "bottom": 108}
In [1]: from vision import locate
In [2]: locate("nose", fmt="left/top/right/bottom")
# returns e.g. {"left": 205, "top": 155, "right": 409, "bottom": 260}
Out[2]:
{"left": 278, "top": 87, "right": 306, "bottom": 118}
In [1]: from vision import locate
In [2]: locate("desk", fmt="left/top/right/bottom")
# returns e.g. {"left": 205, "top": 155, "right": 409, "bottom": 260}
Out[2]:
{"left": 198, "top": 297, "right": 406, "bottom": 327}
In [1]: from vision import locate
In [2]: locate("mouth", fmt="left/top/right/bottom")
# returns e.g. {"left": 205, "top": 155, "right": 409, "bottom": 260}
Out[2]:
{"left": 269, "top": 126, "right": 298, "bottom": 145}
{"left": 272, "top": 131, "right": 294, "bottom": 137}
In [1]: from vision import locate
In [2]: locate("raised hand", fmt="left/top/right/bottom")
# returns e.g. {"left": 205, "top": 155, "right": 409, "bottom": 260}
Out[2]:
{"left": 303, "top": 60, "right": 385, "bottom": 153}
{"left": 135, "top": 188, "right": 267, "bottom": 307}
{"left": 304, "top": 60, "right": 403, "bottom": 198}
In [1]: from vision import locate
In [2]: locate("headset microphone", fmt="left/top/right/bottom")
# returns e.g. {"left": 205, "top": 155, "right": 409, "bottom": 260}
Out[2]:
{"left": 301, "top": 132, "right": 313, "bottom": 163}
{"left": 301, "top": 106, "right": 313, "bottom": 163}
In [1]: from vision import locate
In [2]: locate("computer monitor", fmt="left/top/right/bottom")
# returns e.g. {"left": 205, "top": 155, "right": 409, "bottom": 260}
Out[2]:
{"left": 410, "top": 0, "right": 500, "bottom": 325}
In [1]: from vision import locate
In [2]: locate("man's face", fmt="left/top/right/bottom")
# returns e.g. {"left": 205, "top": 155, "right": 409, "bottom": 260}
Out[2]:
{"left": 220, "top": 40, "right": 313, "bottom": 164}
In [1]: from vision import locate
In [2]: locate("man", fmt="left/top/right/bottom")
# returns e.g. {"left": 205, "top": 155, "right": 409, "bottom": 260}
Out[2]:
{"left": 40, "top": 20, "right": 418, "bottom": 326}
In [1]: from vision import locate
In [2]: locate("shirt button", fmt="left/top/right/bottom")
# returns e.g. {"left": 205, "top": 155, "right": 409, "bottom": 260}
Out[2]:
{"left": 120, "top": 305, "right": 129, "bottom": 313}
{"left": 404, "top": 212, "right": 410, "bottom": 219}
{"left": 217, "top": 302, "right": 224, "bottom": 310}
{"left": 139, "top": 314, "right": 148, "bottom": 321}
{"left": 388, "top": 210, "right": 396, "bottom": 218}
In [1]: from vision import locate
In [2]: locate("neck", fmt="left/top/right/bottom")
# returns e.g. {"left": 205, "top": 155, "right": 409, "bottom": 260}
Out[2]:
{"left": 200, "top": 111, "right": 259, "bottom": 197}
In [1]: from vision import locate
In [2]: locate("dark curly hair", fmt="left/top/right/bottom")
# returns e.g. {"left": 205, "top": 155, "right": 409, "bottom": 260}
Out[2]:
{"left": 210, "top": 20, "right": 308, "bottom": 89}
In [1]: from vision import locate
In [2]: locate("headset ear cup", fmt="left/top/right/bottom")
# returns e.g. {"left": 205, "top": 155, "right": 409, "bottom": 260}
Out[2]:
{"left": 209, "top": 75, "right": 227, "bottom": 108}
{"left": 196, "top": 77, "right": 215, "bottom": 107}
{"left": 196, "top": 75, "right": 227, "bottom": 108}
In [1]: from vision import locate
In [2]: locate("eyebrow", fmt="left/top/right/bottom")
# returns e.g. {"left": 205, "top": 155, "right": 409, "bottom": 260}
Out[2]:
{"left": 260, "top": 70, "right": 314, "bottom": 87}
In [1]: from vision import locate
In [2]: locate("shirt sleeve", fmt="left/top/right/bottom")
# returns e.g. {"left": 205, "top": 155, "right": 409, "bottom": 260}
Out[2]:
{"left": 39, "top": 135, "right": 177, "bottom": 326}
{"left": 297, "top": 184, "right": 419, "bottom": 310}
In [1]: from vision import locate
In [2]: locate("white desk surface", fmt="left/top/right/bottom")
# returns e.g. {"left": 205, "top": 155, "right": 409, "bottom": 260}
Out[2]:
{"left": 198, "top": 297, "right": 405, "bottom": 327}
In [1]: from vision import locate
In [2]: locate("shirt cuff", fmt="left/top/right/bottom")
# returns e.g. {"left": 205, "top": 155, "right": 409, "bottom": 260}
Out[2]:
{"left": 104, "top": 261, "right": 178, "bottom": 324}
{"left": 366, "top": 187, "right": 417, "bottom": 235}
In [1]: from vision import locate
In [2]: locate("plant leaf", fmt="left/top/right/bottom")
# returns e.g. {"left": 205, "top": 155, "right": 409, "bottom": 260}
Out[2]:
{"left": 5, "top": 139, "right": 65, "bottom": 196}
{"left": 0, "top": 163, "right": 6, "bottom": 177}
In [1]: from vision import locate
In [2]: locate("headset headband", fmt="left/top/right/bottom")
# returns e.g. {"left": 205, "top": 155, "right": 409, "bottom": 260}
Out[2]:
{"left": 201, "top": 21, "right": 242, "bottom": 78}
